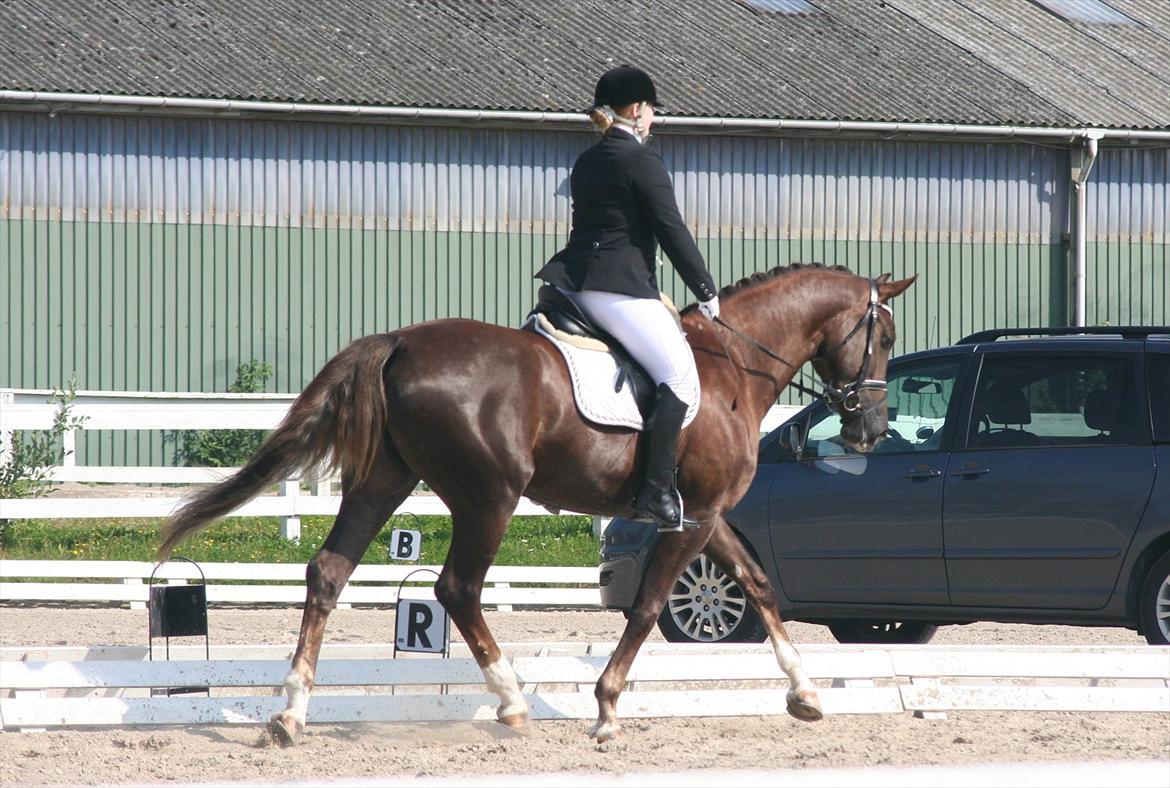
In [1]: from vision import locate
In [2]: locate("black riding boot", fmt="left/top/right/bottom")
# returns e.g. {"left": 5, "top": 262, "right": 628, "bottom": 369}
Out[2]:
{"left": 632, "top": 384, "right": 689, "bottom": 529}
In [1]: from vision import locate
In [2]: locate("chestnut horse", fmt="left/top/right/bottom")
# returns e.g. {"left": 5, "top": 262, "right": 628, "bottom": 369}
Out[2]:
{"left": 159, "top": 263, "right": 914, "bottom": 744}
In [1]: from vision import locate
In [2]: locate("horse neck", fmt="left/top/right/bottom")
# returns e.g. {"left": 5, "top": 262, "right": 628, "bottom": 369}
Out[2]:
{"left": 720, "top": 272, "right": 862, "bottom": 416}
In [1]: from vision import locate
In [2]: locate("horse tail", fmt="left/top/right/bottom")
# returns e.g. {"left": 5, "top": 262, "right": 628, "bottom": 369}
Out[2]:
{"left": 158, "top": 333, "right": 402, "bottom": 560}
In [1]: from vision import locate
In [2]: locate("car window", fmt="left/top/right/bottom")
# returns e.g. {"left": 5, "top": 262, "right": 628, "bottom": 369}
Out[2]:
{"left": 966, "top": 354, "right": 1141, "bottom": 449}
{"left": 802, "top": 358, "right": 962, "bottom": 458}
{"left": 1149, "top": 354, "right": 1170, "bottom": 444}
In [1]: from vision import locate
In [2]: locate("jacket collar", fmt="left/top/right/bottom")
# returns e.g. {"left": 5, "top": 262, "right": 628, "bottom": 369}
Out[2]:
{"left": 609, "top": 125, "right": 645, "bottom": 145}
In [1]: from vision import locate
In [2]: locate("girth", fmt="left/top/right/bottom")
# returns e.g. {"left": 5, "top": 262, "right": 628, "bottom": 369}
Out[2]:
{"left": 524, "top": 285, "right": 656, "bottom": 420}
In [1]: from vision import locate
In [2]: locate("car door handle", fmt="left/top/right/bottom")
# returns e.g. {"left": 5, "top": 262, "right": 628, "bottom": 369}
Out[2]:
{"left": 903, "top": 467, "right": 942, "bottom": 480}
{"left": 950, "top": 462, "right": 991, "bottom": 477}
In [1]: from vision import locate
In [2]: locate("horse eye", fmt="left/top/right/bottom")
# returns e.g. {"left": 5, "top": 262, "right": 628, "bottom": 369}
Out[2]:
{"left": 881, "top": 334, "right": 895, "bottom": 350}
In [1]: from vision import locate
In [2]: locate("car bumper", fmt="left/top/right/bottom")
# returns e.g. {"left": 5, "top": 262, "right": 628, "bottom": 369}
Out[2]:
{"left": 598, "top": 519, "right": 658, "bottom": 610}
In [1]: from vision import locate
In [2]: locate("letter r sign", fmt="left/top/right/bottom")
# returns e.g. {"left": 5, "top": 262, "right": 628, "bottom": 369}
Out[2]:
{"left": 395, "top": 599, "right": 448, "bottom": 654}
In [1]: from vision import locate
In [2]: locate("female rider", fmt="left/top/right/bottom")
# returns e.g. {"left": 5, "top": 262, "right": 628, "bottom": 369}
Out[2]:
{"left": 536, "top": 65, "right": 720, "bottom": 530}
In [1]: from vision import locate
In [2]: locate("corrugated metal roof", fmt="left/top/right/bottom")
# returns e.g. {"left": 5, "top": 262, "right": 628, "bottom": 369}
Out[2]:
{"left": 0, "top": 0, "right": 1166, "bottom": 128}
{"left": 893, "top": 0, "right": 1168, "bottom": 127}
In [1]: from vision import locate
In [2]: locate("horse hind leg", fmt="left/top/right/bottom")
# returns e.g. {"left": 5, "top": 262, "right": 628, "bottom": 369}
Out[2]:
{"left": 268, "top": 450, "right": 420, "bottom": 746}
{"left": 702, "top": 517, "right": 822, "bottom": 722}
{"left": 433, "top": 493, "right": 529, "bottom": 729}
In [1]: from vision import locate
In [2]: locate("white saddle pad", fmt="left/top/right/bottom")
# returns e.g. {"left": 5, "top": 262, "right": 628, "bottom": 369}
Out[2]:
{"left": 528, "top": 313, "right": 699, "bottom": 432}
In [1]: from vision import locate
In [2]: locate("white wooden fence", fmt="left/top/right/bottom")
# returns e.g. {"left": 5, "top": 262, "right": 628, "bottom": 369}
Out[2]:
{"left": 0, "top": 388, "right": 563, "bottom": 539}
{"left": 1, "top": 643, "right": 1165, "bottom": 730}
{"left": 0, "top": 560, "right": 601, "bottom": 608}
{"left": 0, "top": 489, "right": 566, "bottom": 540}
{"left": 0, "top": 388, "right": 802, "bottom": 539}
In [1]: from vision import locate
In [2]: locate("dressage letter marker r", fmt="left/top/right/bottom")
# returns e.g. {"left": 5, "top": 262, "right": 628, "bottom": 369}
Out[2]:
{"left": 395, "top": 599, "right": 447, "bottom": 653}
{"left": 390, "top": 528, "right": 421, "bottom": 561}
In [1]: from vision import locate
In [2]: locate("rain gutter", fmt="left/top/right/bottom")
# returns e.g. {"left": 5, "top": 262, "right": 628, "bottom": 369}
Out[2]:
{"left": 2, "top": 90, "right": 1169, "bottom": 142}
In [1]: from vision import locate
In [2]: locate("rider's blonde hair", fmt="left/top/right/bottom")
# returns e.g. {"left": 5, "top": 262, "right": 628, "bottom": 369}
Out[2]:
{"left": 589, "top": 104, "right": 640, "bottom": 135}
{"left": 589, "top": 106, "right": 613, "bottom": 133}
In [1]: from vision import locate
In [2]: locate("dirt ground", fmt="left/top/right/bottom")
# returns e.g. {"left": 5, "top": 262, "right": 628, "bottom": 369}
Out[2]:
{"left": 1, "top": 606, "right": 1168, "bottom": 787}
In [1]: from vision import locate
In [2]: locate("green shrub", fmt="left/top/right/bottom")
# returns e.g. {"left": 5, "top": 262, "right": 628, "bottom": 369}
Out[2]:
{"left": 0, "top": 380, "right": 86, "bottom": 500}
{"left": 179, "top": 360, "right": 274, "bottom": 467}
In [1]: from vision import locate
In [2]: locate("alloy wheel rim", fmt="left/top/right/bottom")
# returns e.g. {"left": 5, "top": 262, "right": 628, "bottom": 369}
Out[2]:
{"left": 667, "top": 554, "right": 748, "bottom": 642}
{"left": 1157, "top": 573, "right": 1170, "bottom": 642}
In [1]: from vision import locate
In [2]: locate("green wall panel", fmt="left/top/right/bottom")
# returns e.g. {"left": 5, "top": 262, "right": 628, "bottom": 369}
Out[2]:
{"left": 8, "top": 217, "right": 1163, "bottom": 465}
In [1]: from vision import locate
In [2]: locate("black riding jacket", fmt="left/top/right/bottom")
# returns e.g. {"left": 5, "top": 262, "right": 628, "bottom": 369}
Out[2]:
{"left": 536, "top": 132, "right": 717, "bottom": 302}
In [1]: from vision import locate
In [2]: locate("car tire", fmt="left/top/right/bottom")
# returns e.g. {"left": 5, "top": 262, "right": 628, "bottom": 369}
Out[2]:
{"left": 656, "top": 554, "right": 767, "bottom": 643}
{"left": 1138, "top": 550, "right": 1170, "bottom": 646}
{"left": 826, "top": 620, "right": 938, "bottom": 644}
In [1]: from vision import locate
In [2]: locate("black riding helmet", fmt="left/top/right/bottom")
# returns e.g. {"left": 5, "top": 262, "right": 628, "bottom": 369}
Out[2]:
{"left": 592, "top": 65, "right": 662, "bottom": 110}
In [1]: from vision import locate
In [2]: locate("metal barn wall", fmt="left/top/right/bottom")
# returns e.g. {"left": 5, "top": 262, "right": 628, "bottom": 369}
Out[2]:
{"left": 2, "top": 111, "right": 1167, "bottom": 464}
{"left": 1085, "top": 148, "right": 1169, "bottom": 327}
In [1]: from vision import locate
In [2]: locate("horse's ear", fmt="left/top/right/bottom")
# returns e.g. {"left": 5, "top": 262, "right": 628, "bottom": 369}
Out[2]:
{"left": 875, "top": 272, "right": 892, "bottom": 284}
{"left": 878, "top": 274, "right": 917, "bottom": 302}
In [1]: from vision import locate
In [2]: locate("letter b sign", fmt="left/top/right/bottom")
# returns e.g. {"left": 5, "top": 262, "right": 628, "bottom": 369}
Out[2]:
{"left": 390, "top": 529, "right": 421, "bottom": 561}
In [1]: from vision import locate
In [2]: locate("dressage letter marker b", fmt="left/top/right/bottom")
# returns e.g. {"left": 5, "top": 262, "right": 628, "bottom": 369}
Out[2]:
{"left": 396, "top": 599, "right": 447, "bottom": 653}
{"left": 390, "top": 529, "right": 421, "bottom": 561}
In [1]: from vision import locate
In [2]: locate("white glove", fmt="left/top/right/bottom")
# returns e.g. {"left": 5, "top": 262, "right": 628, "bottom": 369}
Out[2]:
{"left": 698, "top": 296, "right": 720, "bottom": 321}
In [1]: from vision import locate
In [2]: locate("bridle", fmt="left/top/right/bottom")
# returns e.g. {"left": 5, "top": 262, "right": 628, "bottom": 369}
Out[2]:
{"left": 816, "top": 279, "right": 892, "bottom": 414}
{"left": 713, "top": 278, "right": 892, "bottom": 416}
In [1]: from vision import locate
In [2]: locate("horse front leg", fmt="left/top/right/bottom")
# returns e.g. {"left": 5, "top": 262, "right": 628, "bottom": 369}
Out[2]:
{"left": 590, "top": 524, "right": 712, "bottom": 742}
{"left": 435, "top": 493, "right": 529, "bottom": 730}
{"left": 702, "top": 517, "right": 822, "bottom": 721}
{"left": 269, "top": 466, "right": 418, "bottom": 746}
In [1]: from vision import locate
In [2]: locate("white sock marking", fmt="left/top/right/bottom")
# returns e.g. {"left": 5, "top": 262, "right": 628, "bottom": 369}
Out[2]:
{"left": 283, "top": 670, "right": 310, "bottom": 724}
{"left": 483, "top": 658, "right": 527, "bottom": 719}
{"left": 769, "top": 634, "right": 813, "bottom": 693}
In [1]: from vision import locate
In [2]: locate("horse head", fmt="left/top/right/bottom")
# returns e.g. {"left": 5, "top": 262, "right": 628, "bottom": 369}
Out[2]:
{"left": 811, "top": 272, "right": 916, "bottom": 453}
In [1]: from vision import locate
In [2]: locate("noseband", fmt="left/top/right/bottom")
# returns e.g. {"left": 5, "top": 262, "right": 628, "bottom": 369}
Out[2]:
{"left": 713, "top": 278, "right": 891, "bottom": 415}
{"left": 817, "top": 279, "right": 891, "bottom": 414}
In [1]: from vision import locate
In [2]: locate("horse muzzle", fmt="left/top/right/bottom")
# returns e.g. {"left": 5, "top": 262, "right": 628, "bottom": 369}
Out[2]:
{"left": 838, "top": 398, "right": 888, "bottom": 454}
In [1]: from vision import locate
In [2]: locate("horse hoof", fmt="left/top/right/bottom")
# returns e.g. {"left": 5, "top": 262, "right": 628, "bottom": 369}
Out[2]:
{"left": 786, "top": 689, "right": 824, "bottom": 722}
{"left": 587, "top": 719, "right": 621, "bottom": 743}
{"left": 498, "top": 712, "right": 529, "bottom": 730}
{"left": 267, "top": 714, "right": 304, "bottom": 747}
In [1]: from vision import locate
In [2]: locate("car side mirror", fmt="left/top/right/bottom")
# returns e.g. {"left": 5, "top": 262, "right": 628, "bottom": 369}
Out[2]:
{"left": 902, "top": 378, "right": 942, "bottom": 394}
{"left": 778, "top": 422, "right": 805, "bottom": 460}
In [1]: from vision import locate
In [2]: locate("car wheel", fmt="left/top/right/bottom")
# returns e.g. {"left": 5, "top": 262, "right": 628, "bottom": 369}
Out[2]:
{"left": 656, "top": 554, "right": 767, "bottom": 643}
{"left": 1138, "top": 550, "right": 1170, "bottom": 646}
{"left": 826, "top": 620, "right": 938, "bottom": 644}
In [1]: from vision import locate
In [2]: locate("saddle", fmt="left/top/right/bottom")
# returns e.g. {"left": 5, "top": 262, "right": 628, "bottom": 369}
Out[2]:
{"left": 523, "top": 286, "right": 655, "bottom": 421}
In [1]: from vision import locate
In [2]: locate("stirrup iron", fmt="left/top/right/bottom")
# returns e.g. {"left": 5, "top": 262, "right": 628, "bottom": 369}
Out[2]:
{"left": 655, "top": 488, "right": 701, "bottom": 533}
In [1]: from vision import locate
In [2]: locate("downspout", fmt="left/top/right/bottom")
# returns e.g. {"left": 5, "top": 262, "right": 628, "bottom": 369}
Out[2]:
{"left": 1069, "top": 131, "right": 1102, "bottom": 327}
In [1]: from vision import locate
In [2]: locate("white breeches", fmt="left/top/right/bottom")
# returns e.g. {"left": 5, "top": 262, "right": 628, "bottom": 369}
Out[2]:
{"left": 562, "top": 289, "right": 700, "bottom": 407}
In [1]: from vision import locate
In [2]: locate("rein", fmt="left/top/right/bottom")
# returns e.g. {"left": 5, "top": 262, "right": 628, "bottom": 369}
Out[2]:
{"left": 712, "top": 278, "right": 891, "bottom": 414}
{"left": 712, "top": 315, "right": 823, "bottom": 400}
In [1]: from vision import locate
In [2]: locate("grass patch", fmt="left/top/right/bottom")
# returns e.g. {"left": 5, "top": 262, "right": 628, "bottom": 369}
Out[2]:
{"left": 0, "top": 514, "right": 600, "bottom": 567}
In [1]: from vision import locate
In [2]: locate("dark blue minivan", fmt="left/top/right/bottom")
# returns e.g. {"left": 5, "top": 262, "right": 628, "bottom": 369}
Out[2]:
{"left": 599, "top": 327, "right": 1170, "bottom": 645}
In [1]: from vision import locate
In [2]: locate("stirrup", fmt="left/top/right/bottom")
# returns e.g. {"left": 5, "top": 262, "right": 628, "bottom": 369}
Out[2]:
{"left": 643, "top": 488, "right": 700, "bottom": 534}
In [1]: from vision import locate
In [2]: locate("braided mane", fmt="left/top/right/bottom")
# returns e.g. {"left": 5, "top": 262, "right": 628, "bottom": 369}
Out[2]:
{"left": 717, "top": 262, "right": 853, "bottom": 300}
